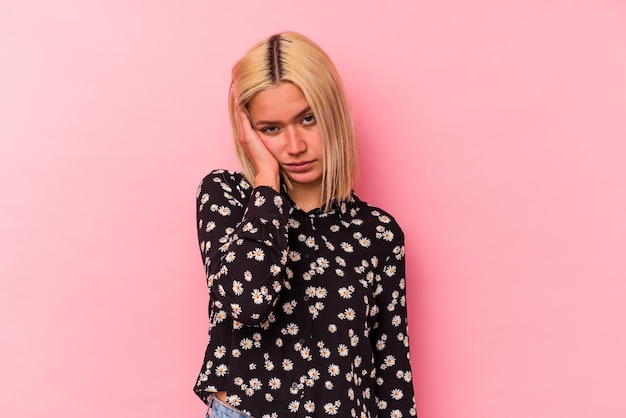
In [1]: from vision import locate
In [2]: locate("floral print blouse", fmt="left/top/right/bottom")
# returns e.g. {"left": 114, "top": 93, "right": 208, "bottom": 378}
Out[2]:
{"left": 194, "top": 170, "right": 417, "bottom": 418}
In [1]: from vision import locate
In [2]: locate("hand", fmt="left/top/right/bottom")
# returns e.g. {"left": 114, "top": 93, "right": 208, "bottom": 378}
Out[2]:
{"left": 231, "top": 85, "right": 280, "bottom": 190}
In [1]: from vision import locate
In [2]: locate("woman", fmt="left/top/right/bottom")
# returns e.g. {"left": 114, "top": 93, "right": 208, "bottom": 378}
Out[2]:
{"left": 195, "top": 32, "right": 417, "bottom": 418}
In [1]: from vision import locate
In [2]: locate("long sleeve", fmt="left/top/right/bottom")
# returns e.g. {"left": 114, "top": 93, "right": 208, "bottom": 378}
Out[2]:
{"left": 196, "top": 170, "right": 293, "bottom": 326}
{"left": 370, "top": 227, "right": 418, "bottom": 417}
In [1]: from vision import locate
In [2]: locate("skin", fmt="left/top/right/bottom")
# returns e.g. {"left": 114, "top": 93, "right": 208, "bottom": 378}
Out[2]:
{"left": 232, "top": 82, "right": 324, "bottom": 212}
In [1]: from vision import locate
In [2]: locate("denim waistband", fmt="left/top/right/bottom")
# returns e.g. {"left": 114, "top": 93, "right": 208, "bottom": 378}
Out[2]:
{"left": 206, "top": 394, "right": 253, "bottom": 418}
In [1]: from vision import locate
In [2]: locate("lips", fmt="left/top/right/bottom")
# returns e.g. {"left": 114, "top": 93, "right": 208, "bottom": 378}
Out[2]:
{"left": 285, "top": 160, "right": 314, "bottom": 172}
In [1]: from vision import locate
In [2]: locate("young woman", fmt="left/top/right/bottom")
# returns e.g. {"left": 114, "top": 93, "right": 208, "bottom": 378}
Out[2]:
{"left": 195, "top": 32, "right": 417, "bottom": 418}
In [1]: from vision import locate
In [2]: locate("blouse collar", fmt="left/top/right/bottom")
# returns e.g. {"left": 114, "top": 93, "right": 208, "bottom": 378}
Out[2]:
{"left": 282, "top": 188, "right": 361, "bottom": 224}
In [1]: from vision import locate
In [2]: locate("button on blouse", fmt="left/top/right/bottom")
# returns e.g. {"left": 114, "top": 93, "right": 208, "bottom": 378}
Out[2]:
{"left": 194, "top": 169, "right": 417, "bottom": 418}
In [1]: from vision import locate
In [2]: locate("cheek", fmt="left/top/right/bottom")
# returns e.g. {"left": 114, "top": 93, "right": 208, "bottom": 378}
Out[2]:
{"left": 310, "top": 132, "right": 324, "bottom": 154}
{"left": 259, "top": 137, "right": 282, "bottom": 157}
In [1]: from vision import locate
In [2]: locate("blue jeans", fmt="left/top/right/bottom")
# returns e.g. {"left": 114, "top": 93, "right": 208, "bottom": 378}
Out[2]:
{"left": 206, "top": 394, "right": 252, "bottom": 418}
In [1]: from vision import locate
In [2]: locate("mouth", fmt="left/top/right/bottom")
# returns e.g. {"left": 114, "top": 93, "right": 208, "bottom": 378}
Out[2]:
{"left": 285, "top": 160, "right": 314, "bottom": 172}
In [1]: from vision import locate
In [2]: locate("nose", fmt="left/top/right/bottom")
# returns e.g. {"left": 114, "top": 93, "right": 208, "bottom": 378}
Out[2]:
{"left": 285, "top": 127, "right": 306, "bottom": 155}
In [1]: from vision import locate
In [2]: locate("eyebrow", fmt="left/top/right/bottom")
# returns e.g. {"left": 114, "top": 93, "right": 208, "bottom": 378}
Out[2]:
{"left": 253, "top": 106, "right": 312, "bottom": 127}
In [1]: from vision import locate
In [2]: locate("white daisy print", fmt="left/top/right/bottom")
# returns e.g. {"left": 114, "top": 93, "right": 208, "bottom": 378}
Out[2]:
{"left": 304, "top": 400, "right": 315, "bottom": 413}
{"left": 214, "top": 345, "right": 226, "bottom": 358}
{"left": 269, "top": 377, "right": 281, "bottom": 390}
{"left": 288, "top": 251, "right": 301, "bottom": 262}
{"left": 215, "top": 364, "right": 228, "bottom": 377}
{"left": 227, "top": 394, "right": 242, "bottom": 406}
{"left": 282, "top": 359, "right": 294, "bottom": 371}
{"left": 254, "top": 195, "right": 266, "bottom": 206}
{"left": 269, "top": 264, "right": 282, "bottom": 276}
{"left": 232, "top": 281, "right": 244, "bottom": 296}
{"left": 247, "top": 248, "right": 265, "bottom": 261}
{"left": 323, "top": 401, "right": 340, "bottom": 415}
{"left": 284, "top": 323, "right": 299, "bottom": 335}
{"left": 195, "top": 171, "right": 415, "bottom": 416}
{"left": 328, "top": 364, "right": 340, "bottom": 376}
{"left": 288, "top": 401, "right": 300, "bottom": 412}
{"left": 217, "top": 206, "right": 231, "bottom": 216}
{"left": 251, "top": 289, "right": 264, "bottom": 304}
{"left": 338, "top": 344, "right": 349, "bottom": 357}
{"left": 340, "top": 242, "right": 354, "bottom": 252}
{"left": 391, "top": 388, "right": 404, "bottom": 400}
{"left": 384, "top": 355, "right": 396, "bottom": 368}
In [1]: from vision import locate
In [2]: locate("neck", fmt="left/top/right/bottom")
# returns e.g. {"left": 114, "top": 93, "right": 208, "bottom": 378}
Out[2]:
{"left": 288, "top": 184, "right": 322, "bottom": 213}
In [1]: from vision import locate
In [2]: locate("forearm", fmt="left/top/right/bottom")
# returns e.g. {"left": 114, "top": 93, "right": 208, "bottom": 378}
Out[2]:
{"left": 198, "top": 172, "right": 292, "bottom": 325}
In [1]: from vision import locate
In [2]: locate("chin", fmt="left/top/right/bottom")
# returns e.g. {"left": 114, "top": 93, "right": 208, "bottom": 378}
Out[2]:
{"left": 286, "top": 174, "right": 323, "bottom": 186}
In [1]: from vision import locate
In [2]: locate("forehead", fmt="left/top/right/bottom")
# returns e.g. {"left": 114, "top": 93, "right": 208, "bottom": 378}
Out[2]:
{"left": 247, "top": 82, "right": 309, "bottom": 122}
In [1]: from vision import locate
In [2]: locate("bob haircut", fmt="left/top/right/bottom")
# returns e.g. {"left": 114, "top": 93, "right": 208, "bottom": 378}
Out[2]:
{"left": 229, "top": 31, "right": 357, "bottom": 212}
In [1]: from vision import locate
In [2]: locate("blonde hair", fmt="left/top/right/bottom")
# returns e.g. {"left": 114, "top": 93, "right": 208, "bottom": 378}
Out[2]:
{"left": 229, "top": 31, "right": 357, "bottom": 211}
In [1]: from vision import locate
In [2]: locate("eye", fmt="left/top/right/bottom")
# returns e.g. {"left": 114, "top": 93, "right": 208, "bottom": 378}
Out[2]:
{"left": 260, "top": 125, "right": 280, "bottom": 134}
{"left": 302, "top": 114, "right": 316, "bottom": 126}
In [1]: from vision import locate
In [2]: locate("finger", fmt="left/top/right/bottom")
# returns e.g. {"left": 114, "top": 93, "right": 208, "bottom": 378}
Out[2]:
{"left": 231, "top": 83, "right": 244, "bottom": 138}
{"left": 234, "top": 103, "right": 257, "bottom": 147}
{"left": 236, "top": 107, "right": 250, "bottom": 145}
{"left": 233, "top": 102, "right": 246, "bottom": 142}
{"left": 239, "top": 109, "right": 256, "bottom": 140}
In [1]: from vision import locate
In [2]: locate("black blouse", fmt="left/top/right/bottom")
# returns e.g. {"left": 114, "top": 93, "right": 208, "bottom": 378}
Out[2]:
{"left": 194, "top": 170, "right": 417, "bottom": 418}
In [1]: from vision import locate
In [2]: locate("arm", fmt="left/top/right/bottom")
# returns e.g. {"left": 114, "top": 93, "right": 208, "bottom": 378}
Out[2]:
{"left": 196, "top": 170, "right": 292, "bottom": 326}
{"left": 370, "top": 228, "right": 418, "bottom": 417}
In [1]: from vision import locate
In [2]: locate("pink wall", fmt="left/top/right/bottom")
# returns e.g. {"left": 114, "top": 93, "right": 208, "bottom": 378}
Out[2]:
{"left": 2, "top": 1, "right": 625, "bottom": 417}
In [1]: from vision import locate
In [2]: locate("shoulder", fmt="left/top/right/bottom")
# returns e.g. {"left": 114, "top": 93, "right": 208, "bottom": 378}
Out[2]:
{"left": 198, "top": 169, "right": 252, "bottom": 197}
{"left": 350, "top": 195, "right": 405, "bottom": 248}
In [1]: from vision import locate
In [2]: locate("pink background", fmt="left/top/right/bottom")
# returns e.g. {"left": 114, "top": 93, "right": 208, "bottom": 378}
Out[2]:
{"left": 2, "top": 1, "right": 625, "bottom": 417}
